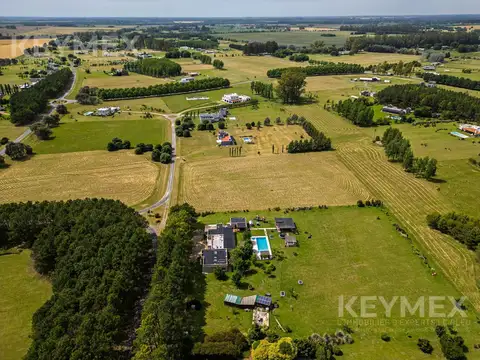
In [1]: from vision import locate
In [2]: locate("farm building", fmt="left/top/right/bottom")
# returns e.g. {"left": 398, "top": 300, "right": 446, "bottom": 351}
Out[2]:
{"left": 285, "top": 234, "right": 297, "bottom": 247}
{"left": 459, "top": 124, "right": 480, "bottom": 137}
{"left": 97, "top": 107, "right": 120, "bottom": 116}
{"left": 206, "top": 224, "right": 235, "bottom": 249}
{"left": 423, "top": 65, "right": 436, "bottom": 71}
{"left": 137, "top": 52, "right": 152, "bottom": 59}
{"left": 188, "top": 72, "right": 200, "bottom": 76}
{"left": 202, "top": 249, "right": 228, "bottom": 273}
{"left": 222, "top": 93, "right": 251, "bottom": 104}
{"left": 382, "top": 106, "right": 408, "bottom": 115}
{"left": 230, "top": 217, "right": 247, "bottom": 230}
{"left": 359, "top": 77, "right": 381, "bottom": 82}
{"left": 200, "top": 108, "right": 228, "bottom": 123}
{"left": 179, "top": 77, "right": 195, "bottom": 84}
{"left": 224, "top": 294, "right": 272, "bottom": 309}
{"left": 275, "top": 218, "right": 296, "bottom": 232}
{"left": 421, "top": 81, "right": 437, "bottom": 88}
{"left": 216, "top": 130, "right": 235, "bottom": 146}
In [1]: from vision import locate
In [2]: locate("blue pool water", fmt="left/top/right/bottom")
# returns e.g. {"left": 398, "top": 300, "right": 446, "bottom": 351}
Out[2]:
{"left": 256, "top": 237, "right": 269, "bottom": 251}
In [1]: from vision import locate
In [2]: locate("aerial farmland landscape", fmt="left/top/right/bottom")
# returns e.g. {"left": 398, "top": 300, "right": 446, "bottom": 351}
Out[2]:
{"left": 1, "top": 3, "right": 480, "bottom": 360}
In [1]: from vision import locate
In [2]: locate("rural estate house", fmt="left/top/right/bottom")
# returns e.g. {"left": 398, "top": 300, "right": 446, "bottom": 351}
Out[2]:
{"left": 205, "top": 224, "right": 235, "bottom": 250}
{"left": 216, "top": 130, "right": 235, "bottom": 146}
{"left": 202, "top": 249, "right": 228, "bottom": 273}
{"left": 230, "top": 217, "right": 247, "bottom": 230}
{"left": 275, "top": 218, "right": 296, "bottom": 232}
{"left": 199, "top": 108, "right": 228, "bottom": 123}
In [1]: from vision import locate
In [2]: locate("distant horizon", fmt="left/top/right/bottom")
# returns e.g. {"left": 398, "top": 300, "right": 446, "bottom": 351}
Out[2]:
{"left": 2, "top": 0, "right": 480, "bottom": 19}
{"left": 2, "top": 14, "right": 480, "bottom": 19}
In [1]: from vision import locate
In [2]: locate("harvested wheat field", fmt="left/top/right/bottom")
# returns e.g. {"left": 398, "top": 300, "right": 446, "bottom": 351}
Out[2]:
{"left": 177, "top": 152, "right": 371, "bottom": 211}
{"left": 336, "top": 140, "right": 480, "bottom": 311}
{"left": 0, "top": 151, "right": 160, "bottom": 205}
{"left": 0, "top": 38, "right": 51, "bottom": 58}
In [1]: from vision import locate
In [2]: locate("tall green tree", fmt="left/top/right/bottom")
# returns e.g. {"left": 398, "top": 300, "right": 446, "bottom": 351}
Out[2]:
{"left": 276, "top": 69, "right": 306, "bottom": 104}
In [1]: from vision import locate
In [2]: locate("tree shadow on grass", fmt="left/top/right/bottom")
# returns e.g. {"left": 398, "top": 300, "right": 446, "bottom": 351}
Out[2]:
{"left": 429, "top": 177, "right": 447, "bottom": 184}
{"left": 190, "top": 262, "right": 208, "bottom": 343}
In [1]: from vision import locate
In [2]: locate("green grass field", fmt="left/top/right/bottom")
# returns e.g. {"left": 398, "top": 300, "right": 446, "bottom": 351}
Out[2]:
{"left": 26, "top": 118, "right": 169, "bottom": 154}
{"left": 199, "top": 207, "right": 480, "bottom": 360}
{"left": 0, "top": 251, "right": 51, "bottom": 360}
{"left": 214, "top": 31, "right": 351, "bottom": 47}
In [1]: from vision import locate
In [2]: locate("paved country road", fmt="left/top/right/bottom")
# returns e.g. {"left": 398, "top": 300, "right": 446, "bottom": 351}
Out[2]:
{"left": 0, "top": 66, "right": 77, "bottom": 156}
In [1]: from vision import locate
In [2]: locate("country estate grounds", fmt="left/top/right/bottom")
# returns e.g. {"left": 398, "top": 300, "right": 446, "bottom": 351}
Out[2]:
{"left": 200, "top": 207, "right": 480, "bottom": 360}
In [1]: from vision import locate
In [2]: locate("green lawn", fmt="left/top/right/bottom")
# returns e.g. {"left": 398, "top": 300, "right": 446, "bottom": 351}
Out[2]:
{"left": 26, "top": 118, "right": 169, "bottom": 154}
{"left": 199, "top": 207, "right": 480, "bottom": 360}
{"left": 0, "top": 251, "right": 51, "bottom": 360}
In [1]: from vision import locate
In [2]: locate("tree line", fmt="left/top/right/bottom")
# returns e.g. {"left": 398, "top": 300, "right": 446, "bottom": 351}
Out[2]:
{"left": 193, "top": 54, "right": 212, "bottom": 64}
{"left": 267, "top": 62, "right": 365, "bottom": 78}
{"left": 10, "top": 68, "right": 73, "bottom": 125}
{"left": 340, "top": 23, "right": 424, "bottom": 34}
{"left": 287, "top": 118, "right": 332, "bottom": 153}
{"left": 165, "top": 49, "right": 192, "bottom": 58}
{"left": 250, "top": 81, "right": 274, "bottom": 99}
{"left": 382, "top": 127, "right": 438, "bottom": 180}
{"left": 365, "top": 60, "right": 421, "bottom": 76}
{"left": 376, "top": 84, "right": 480, "bottom": 121}
{"left": 419, "top": 72, "right": 480, "bottom": 91}
{"left": 427, "top": 212, "right": 480, "bottom": 251}
{"left": 346, "top": 31, "right": 480, "bottom": 53}
{"left": 334, "top": 99, "right": 375, "bottom": 127}
{"left": 133, "top": 203, "right": 201, "bottom": 360}
{"left": 124, "top": 58, "right": 182, "bottom": 77}
{"left": 130, "top": 36, "right": 218, "bottom": 51}
{"left": 97, "top": 77, "right": 230, "bottom": 100}
{"left": 0, "top": 199, "right": 153, "bottom": 360}
{"left": 229, "top": 41, "right": 279, "bottom": 55}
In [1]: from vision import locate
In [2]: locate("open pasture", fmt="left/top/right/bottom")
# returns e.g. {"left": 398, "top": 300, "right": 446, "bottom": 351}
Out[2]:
{"left": 0, "top": 251, "right": 51, "bottom": 360}
{"left": 23, "top": 26, "right": 130, "bottom": 36}
{"left": 214, "top": 31, "right": 351, "bottom": 47}
{"left": 0, "top": 38, "right": 50, "bottom": 58}
{"left": 200, "top": 207, "right": 480, "bottom": 360}
{"left": 437, "top": 58, "right": 480, "bottom": 81}
{"left": 81, "top": 71, "right": 173, "bottom": 89}
{"left": 0, "top": 151, "right": 161, "bottom": 205}
{"left": 309, "top": 52, "right": 421, "bottom": 65}
{"left": 26, "top": 118, "right": 169, "bottom": 154}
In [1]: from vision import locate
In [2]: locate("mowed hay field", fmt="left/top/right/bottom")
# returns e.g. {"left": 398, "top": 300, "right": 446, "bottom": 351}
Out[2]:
{"left": 0, "top": 38, "right": 51, "bottom": 58}
{"left": 176, "top": 152, "right": 370, "bottom": 211}
{"left": 0, "top": 251, "right": 51, "bottom": 360}
{"left": 0, "top": 151, "right": 160, "bottom": 205}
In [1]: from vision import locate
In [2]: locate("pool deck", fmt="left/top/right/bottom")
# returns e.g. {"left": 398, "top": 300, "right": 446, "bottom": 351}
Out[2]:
{"left": 251, "top": 228, "right": 274, "bottom": 259}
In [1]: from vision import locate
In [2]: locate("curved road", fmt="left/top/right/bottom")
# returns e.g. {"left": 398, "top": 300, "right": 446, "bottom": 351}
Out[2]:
{"left": 0, "top": 66, "right": 77, "bottom": 156}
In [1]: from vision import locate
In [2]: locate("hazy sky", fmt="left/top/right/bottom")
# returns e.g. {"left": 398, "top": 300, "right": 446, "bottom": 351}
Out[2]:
{"left": 2, "top": 0, "right": 480, "bottom": 17}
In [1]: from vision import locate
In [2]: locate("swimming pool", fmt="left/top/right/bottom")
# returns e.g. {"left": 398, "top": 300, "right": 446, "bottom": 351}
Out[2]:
{"left": 256, "top": 237, "right": 269, "bottom": 251}
{"left": 251, "top": 236, "right": 272, "bottom": 259}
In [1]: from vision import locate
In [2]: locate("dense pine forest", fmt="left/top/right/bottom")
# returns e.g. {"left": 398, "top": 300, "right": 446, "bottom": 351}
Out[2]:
{"left": 0, "top": 199, "right": 153, "bottom": 360}
{"left": 133, "top": 204, "right": 202, "bottom": 360}
{"left": 346, "top": 31, "right": 480, "bottom": 53}
{"left": 376, "top": 84, "right": 480, "bottom": 121}
{"left": 9, "top": 68, "right": 73, "bottom": 125}
{"left": 124, "top": 58, "right": 182, "bottom": 77}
